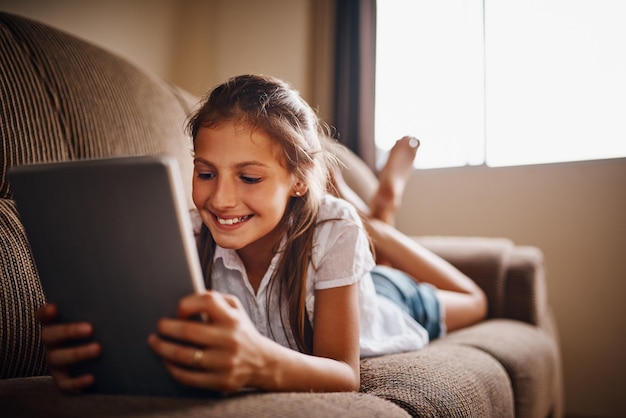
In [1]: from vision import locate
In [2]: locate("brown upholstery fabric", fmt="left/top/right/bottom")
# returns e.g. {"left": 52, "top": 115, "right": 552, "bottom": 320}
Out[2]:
{"left": 444, "top": 319, "right": 561, "bottom": 418}
{"left": 504, "top": 245, "right": 547, "bottom": 325}
{"left": 0, "top": 199, "right": 46, "bottom": 377}
{"left": 0, "top": 12, "right": 197, "bottom": 379}
{"left": 416, "top": 236, "right": 513, "bottom": 319}
{"left": 0, "top": 13, "right": 196, "bottom": 197}
{"left": 330, "top": 137, "right": 380, "bottom": 205}
{"left": 360, "top": 343, "right": 515, "bottom": 417}
{"left": 0, "top": 377, "right": 411, "bottom": 418}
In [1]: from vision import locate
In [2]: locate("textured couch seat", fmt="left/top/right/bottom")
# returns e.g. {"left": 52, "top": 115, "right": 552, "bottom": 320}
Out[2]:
{"left": 0, "top": 12, "right": 564, "bottom": 417}
{"left": 0, "top": 377, "right": 411, "bottom": 418}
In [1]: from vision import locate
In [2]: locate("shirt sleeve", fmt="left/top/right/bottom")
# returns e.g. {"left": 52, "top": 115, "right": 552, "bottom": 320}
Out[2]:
{"left": 312, "top": 200, "right": 376, "bottom": 290}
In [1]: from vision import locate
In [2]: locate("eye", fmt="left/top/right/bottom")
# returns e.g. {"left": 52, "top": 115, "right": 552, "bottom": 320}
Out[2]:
{"left": 240, "top": 175, "right": 261, "bottom": 184}
{"left": 196, "top": 172, "right": 215, "bottom": 180}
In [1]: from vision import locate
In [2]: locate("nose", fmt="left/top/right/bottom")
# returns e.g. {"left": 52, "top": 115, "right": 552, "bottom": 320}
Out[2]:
{"left": 210, "top": 176, "right": 237, "bottom": 209}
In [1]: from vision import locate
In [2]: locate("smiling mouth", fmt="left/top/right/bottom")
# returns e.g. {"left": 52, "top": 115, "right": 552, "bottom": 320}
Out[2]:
{"left": 216, "top": 215, "right": 252, "bottom": 225}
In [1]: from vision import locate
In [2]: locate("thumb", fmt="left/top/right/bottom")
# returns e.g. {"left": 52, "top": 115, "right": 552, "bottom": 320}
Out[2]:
{"left": 35, "top": 303, "right": 58, "bottom": 326}
{"left": 177, "top": 291, "right": 239, "bottom": 324}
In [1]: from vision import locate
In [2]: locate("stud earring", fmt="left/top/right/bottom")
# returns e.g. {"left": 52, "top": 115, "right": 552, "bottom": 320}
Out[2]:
{"left": 295, "top": 191, "right": 302, "bottom": 197}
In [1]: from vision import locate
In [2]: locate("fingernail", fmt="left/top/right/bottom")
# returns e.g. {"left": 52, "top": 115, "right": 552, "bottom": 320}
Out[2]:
{"left": 86, "top": 342, "right": 101, "bottom": 356}
{"left": 77, "top": 323, "right": 92, "bottom": 334}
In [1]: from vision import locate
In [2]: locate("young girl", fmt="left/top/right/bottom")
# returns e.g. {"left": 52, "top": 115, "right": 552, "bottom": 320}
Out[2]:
{"left": 36, "top": 74, "right": 486, "bottom": 394}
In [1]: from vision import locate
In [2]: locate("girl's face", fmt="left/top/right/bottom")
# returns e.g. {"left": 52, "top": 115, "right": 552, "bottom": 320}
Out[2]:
{"left": 192, "top": 122, "right": 297, "bottom": 257}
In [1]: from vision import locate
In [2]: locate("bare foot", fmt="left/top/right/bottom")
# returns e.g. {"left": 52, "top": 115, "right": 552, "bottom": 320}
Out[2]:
{"left": 370, "top": 136, "right": 420, "bottom": 224}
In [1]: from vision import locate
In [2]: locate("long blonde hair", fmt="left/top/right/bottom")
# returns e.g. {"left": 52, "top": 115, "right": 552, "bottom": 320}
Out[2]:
{"left": 186, "top": 74, "right": 337, "bottom": 353}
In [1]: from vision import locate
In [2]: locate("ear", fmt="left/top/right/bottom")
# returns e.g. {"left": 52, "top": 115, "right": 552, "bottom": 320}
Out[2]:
{"left": 292, "top": 182, "right": 308, "bottom": 197}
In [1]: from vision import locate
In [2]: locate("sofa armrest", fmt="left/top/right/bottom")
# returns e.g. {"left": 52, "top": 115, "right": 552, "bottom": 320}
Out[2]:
{"left": 414, "top": 236, "right": 547, "bottom": 326}
{"left": 503, "top": 245, "right": 548, "bottom": 326}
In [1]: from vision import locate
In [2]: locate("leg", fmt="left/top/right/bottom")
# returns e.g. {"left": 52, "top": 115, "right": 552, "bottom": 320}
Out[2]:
{"left": 334, "top": 137, "right": 487, "bottom": 331}
{"left": 363, "top": 217, "right": 487, "bottom": 332}
{"left": 332, "top": 135, "right": 419, "bottom": 224}
{"left": 333, "top": 135, "right": 419, "bottom": 265}
{"left": 370, "top": 136, "right": 420, "bottom": 225}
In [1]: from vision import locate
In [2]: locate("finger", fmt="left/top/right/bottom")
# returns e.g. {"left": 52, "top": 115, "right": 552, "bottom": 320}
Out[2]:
{"left": 162, "top": 361, "right": 240, "bottom": 393}
{"left": 177, "top": 291, "right": 238, "bottom": 324}
{"left": 154, "top": 317, "right": 225, "bottom": 348}
{"left": 35, "top": 303, "right": 58, "bottom": 325}
{"left": 148, "top": 334, "right": 236, "bottom": 372}
{"left": 50, "top": 368, "right": 95, "bottom": 393}
{"left": 221, "top": 293, "right": 244, "bottom": 310}
{"left": 147, "top": 334, "right": 202, "bottom": 369}
{"left": 41, "top": 322, "right": 94, "bottom": 347}
{"left": 148, "top": 333, "right": 240, "bottom": 373}
{"left": 46, "top": 342, "right": 101, "bottom": 368}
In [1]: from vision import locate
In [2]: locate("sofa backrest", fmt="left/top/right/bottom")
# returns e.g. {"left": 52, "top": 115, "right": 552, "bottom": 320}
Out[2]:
{"left": 0, "top": 12, "right": 198, "bottom": 378}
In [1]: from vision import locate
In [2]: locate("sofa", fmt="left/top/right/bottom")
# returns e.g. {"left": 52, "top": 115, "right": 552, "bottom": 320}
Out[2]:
{"left": 0, "top": 12, "right": 564, "bottom": 417}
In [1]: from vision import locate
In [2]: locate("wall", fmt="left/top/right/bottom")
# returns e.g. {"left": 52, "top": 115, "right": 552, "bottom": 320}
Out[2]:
{"left": 395, "top": 157, "right": 626, "bottom": 418}
{"left": 169, "top": 0, "right": 314, "bottom": 101}
{"left": 0, "top": 0, "right": 181, "bottom": 79}
{"left": 0, "top": 0, "right": 312, "bottom": 100}
{"left": 2, "top": 1, "right": 625, "bottom": 416}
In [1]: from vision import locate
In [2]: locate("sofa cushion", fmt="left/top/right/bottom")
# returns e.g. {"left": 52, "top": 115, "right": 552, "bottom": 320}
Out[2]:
{"left": 330, "top": 139, "right": 380, "bottom": 205}
{"left": 0, "top": 12, "right": 197, "bottom": 202}
{"left": 0, "top": 12, "right": 198, "bottom": 379}
{"left": 0, "top": 376, "right": 411, "bottom": 418}
{"left": 359, "top": 343, "right": 515, "bottom": 417}
{"left": 443, "top": 319, "right": 561, "bottom": 418}
{"left": 0, "top": 199, "right": 47, "bottom": 377}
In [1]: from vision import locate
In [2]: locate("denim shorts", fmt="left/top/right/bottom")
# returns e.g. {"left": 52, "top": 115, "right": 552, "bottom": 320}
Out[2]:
{"left": 371, "top": 265, "right": 444, "bottom": 340}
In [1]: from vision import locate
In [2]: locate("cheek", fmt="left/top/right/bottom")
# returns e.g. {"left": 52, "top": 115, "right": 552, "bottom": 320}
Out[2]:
{"left": 191, "top": 178, "right": 208, "bottom": 208}
{"left": 266, "top": 188, "right": 294, "bottom": 218}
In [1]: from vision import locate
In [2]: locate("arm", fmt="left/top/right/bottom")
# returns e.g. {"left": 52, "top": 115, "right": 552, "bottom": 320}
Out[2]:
{"left": 273, "top": 283, "right": 361, "bottom": 392}
{"left": 148, "top": 287, "right": 360, "bottom": 393}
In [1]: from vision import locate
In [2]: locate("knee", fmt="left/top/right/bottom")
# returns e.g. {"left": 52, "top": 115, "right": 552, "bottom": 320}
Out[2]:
{"left": 473, "top": 287, "right": 488, "bottom": 322}
{"left": 442, "top": 287, "right": 488, "bottom": 332}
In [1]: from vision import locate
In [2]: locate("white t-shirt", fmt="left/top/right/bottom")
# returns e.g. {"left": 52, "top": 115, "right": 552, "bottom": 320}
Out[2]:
{"left": 210, "top": 194, "right": 429, "bottom": 358}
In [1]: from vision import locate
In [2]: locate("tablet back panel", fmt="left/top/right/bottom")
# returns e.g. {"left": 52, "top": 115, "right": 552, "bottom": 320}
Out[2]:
{"left": 9, "top": 156, "right": 209, "bottom": 397}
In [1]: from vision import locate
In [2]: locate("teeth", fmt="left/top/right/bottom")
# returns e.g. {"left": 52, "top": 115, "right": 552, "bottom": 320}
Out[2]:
{"left": 217, "top": 216, "right": 249, "bottom": 225}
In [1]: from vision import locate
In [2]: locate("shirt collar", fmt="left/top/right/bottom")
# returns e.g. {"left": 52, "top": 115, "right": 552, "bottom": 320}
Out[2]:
{"left": 214, "top": 245, "right": 244, "bottom": 272}
{"left": 214, "top": 237, "right": 287, "bottom": 275}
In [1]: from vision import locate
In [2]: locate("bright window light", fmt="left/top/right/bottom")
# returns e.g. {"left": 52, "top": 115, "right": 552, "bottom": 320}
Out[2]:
{"left": 375, "top": 0, "right": 626, "bottom": 169}
{"left": 485, "top": 0, "right": 626, "bottom": 167}
{"left": 375, "top": 0, "right": 484, "bottom": 169}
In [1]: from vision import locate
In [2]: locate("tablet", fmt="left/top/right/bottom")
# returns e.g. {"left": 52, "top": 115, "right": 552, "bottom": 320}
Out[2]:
{"left": 9, "top": 155, "right": 211, "bottom": 397}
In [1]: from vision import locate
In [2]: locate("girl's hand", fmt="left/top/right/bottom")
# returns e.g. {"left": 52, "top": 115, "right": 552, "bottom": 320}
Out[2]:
{"left": 147, "top": 291, "right": 271, "bottom": 393}
{"left": 35, "top": 304, "right": 101, "bottom": 392}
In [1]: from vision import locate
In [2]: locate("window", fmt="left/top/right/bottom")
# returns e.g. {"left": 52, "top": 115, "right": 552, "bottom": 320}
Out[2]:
{"left": 375, "top": 0, "right": 626, "bottom": 169}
